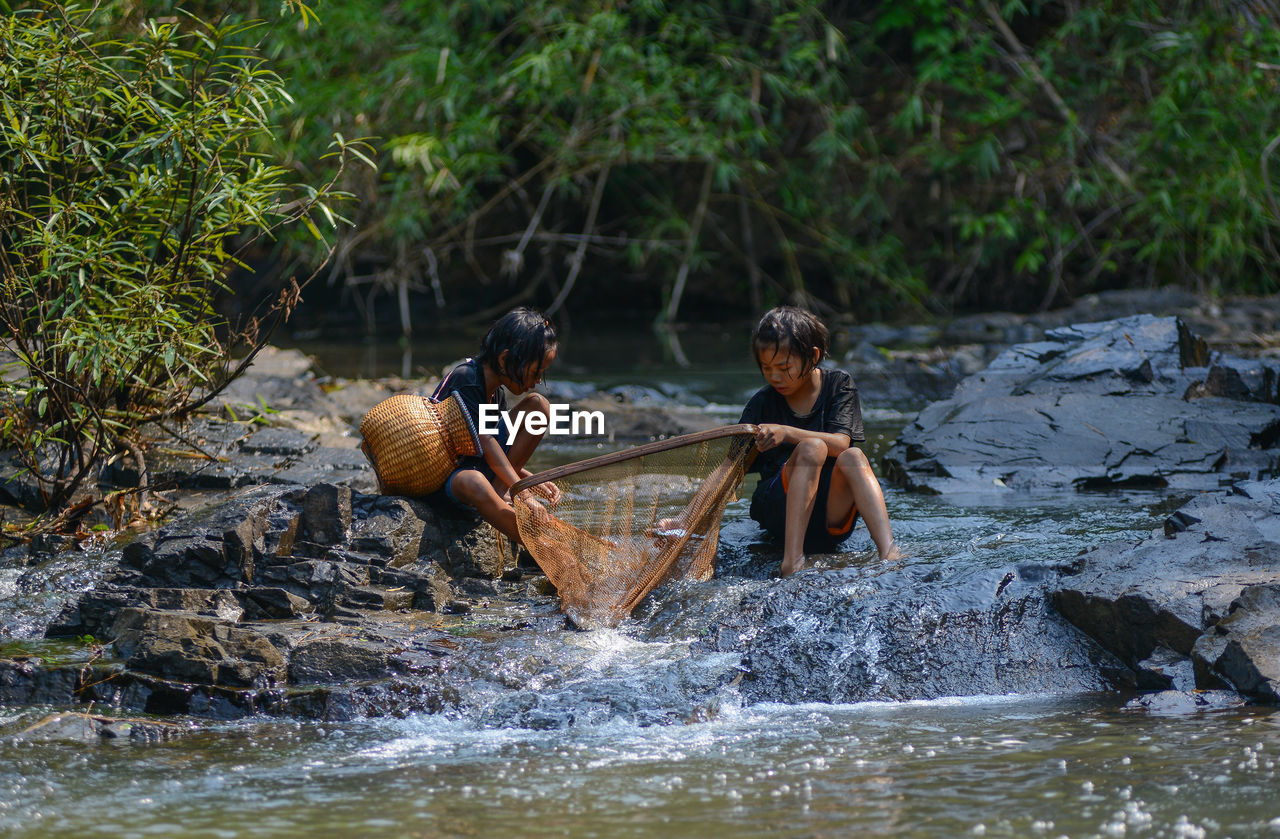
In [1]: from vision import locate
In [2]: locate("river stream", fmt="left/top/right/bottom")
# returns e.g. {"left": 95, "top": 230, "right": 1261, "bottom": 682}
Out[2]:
{"left": 2, "top": 336, "right": 1278, "bottom": 838}
{"left": 3, "top": 478, "right": 1278, "bottom": 838}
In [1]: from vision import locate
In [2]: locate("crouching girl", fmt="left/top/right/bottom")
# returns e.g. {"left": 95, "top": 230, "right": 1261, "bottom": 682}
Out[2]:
{"left": 431, "top": 307, "right": 560, "bottom": 542}
{"left": 739, "top": 306, "right": 900, "bottom": 576}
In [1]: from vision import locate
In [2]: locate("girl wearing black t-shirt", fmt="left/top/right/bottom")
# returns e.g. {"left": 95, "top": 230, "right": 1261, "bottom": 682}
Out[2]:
{"left": 431, "top": 308, "right": 560, "bottom": 542}
{"left": 738, "top": 306, "right": 900, "bottom": 576}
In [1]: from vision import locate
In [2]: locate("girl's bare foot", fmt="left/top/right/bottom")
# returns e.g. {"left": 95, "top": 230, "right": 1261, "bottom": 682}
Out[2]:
{"left": 880, "top": 540, "right": 904, "bottom": 561}
{"left": 779, "top": 554, "right": 806, "bottom": 577}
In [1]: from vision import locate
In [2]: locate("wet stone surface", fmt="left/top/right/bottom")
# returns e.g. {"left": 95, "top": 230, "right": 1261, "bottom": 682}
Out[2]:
{"left": 883, "top": 315, "right": 1280, "bottom": 495}
{"left": 1052, "top": 479, "right": 1280, "bottom": 701}
{"left": 0, "top": 483, "right": 525, "bottom": 720}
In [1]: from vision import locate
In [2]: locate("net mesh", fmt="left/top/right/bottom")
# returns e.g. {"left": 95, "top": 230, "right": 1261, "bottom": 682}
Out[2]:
{"left": 512, "top": 425, "right": 757, "bottom": 628}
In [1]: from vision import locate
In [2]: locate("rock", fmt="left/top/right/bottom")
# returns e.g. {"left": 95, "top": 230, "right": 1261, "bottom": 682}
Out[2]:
{"left": 19, "top": 481, "right": 529, "bottom": 717}
{"left": 206, "top": 347, "right": 328, "bottom": 414}
{"left": 110, "top": 608, "right": 286, "bottom": 689}
{"left": 120, "top": 486, "right": 280, "bottom": 589}
{"left": 101, "top": 413, "right": 375, "bottom": 499}
{"left": 268, "top": 445, "right": 376, "bottom": 492}
{"left": 238, "top": 426, "right": 318, "bottom": 457}
{"left": 700, "top": 563, "right": 1132, "bottom": 703}
{"left": 347, "top": 495, "right": 425, "bottom": 568}
{"left": 1136, "top": 645, "right": 1196, "bottom": 692}
{"left": 239, "top": 587, "right": 314, "bottom": 619}
{"left": 6, "top": 712, "right": 188, "bottom": 743}
{"left": 839, "top": 345, "right": 995, "bottom": 408}
{"left": 1051, "top": 479, "right": 1280, "bottom": 694}
{"left": 1121, "top": 689, "right": 1246, "bottom": 714}
{"left": 884, "top": 316, "right": 1280, "bottom": 495}
{"left": 940, "top": 311, "right": 1041, "bottom": 345}
{"left": 0, "top": 658, "right": 86, "bottom": 706}
{"left": 423, "top": 504, "right": 511, "bottom": 579}
{"left": 323, "top": 379, "right": 399, "bottom": 426}
{"left": 1192, "top": 583, "right": 1280, "bottom": 702}
{"left": 288, "top": 637, "right": 393, "bottom": 684}
{"left": 298, "top": 483, "right": 352, "bottom": 544}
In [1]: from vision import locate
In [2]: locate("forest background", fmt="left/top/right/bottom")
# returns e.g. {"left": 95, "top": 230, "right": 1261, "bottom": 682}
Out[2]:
{"left": 10, "top": 0, "right": 1280, "bottom": 328}
{"left": 3, "top": 0, "right": 1280, "bottom": 516}
{"left": 215, "top": 0, "right": 1280, "bottom": 329}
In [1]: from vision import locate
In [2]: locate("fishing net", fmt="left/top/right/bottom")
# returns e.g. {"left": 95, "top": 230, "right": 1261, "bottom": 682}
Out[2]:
{"left": 511, "top": 424, "right": 757, "bottom": 628}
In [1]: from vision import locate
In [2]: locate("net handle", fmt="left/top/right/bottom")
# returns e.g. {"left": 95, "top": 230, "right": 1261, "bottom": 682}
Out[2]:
{"left": 510, "top": 423, "right": 759, "bottom": 495}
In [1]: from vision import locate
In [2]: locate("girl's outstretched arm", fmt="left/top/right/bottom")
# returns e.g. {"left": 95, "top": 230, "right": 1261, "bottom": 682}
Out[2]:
{"left": 755, "top": 424, "right": 850, "bottom": 456}
{"left": 480, "top": 435, "right": 524, "bottom": 496}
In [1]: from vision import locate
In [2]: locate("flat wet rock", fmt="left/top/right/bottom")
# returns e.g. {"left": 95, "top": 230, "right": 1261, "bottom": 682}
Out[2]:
{"left": 884, "top": 315, "right": 1280, "bottom": 495}
{"left": 1051, "top": 479, "right": 1280, "bottom": 700}
{"left": 3, "top": 711, "right": 189, "bottom": 744}
{"left": 698, "top": 561, "right": 1133, "bottom": 704}
{"left": 0, "top": 483, "right": 538, "bottom": 720}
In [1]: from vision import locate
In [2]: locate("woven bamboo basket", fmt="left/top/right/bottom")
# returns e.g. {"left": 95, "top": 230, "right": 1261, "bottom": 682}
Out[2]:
{"left": 359, "top": 392, "right": 482, "bottom": 495}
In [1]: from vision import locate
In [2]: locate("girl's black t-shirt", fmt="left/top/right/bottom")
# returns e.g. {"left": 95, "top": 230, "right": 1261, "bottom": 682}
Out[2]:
{"left": 433, "top": 358, "right": 506, "bottom": 422}
{"left": 737, "top": 367, "right": 864, "bottom": 482}
{"left": 433, "top": 357, "right": 507, "bottom": 468}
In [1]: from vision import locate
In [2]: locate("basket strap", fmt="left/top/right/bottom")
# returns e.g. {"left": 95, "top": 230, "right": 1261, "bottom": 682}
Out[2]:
{"left": 441, "top": 391, "right": 482, "bottom": 458}
{"left": 431, "top": 357, "right": 473, "bottom": 401}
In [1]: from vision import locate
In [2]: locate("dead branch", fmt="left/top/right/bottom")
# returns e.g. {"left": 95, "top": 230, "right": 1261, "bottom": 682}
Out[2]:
{"left": 663, "top": 161, "right": 715, "bottom": 323}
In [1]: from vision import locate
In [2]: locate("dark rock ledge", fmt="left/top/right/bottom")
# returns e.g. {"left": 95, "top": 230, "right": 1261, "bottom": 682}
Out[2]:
{"left": 1051, "top": 479, "right": 1280, "bottom": 704}
{"left": 875, "top": 312, "right": 1280, "bottom": 709}
{"left": 884, "top": 314, "right": 1280, "bottom": 494}
{"left": 0, "top": 484, "right": 558, "bottom": 721}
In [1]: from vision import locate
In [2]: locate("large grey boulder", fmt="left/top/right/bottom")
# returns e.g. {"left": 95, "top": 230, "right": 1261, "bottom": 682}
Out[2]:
{"left": 697, "top": 561, "right": 1132, "bottom": 704}
{"left": 883, "top": 315, "right": 1280, "bottom": 494}
{"left": 1051, "top": 479, "right": 1280, "bottom": 696}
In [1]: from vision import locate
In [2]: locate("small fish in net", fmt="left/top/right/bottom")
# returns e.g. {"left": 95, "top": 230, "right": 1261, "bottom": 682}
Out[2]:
{"left": 511, "top": 425, "right": 757, "bottom": 628}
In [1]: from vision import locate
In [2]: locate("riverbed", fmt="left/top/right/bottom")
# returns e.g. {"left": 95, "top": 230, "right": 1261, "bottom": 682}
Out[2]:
{"left": 3, "top": 332, "right": 1278, "bottom": 838}
{"left": 3, "top": 480, "right": 1277, "bottom": 838}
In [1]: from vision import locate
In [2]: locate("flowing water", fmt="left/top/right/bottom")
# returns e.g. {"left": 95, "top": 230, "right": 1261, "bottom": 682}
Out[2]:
{"left": 4, "top": 485, "right": 1277, "bottom": 838}
{"left": 3, "top": 694, "right": 1279, "bottom": 839}
{"left": 2, "top": 334, "right": 1278, "bottom": 838}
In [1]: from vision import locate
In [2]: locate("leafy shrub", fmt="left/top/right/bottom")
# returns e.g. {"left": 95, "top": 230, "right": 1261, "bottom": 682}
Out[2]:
{"left": 0, "top": 2, "right": 363, "bottom": 516}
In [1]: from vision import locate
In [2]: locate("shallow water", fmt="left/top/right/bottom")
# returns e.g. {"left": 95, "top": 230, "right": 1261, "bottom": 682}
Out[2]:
{"left": 3, "top": 694, "right": 1279, "bottom": 839}
{"left": 4, "top": 477, "right": 1274, "bottom": 838}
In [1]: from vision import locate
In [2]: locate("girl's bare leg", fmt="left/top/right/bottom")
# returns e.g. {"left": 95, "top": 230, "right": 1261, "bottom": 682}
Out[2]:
{"left": 826, "top": 447, "right": 900, "bottom": 560}
{"left": 779, "top": 438, "right": 827, "bottom": 576}
{"left": 449, "top": 469, "right": 522, "bottom": 542}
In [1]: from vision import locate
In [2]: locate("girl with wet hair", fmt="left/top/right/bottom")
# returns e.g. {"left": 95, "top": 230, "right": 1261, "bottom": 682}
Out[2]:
{"left": 739, "top": 305, "right": 900, "bottom": 575}
{"left": 477, "top": 307, "right": 558, "bottom": 387}
{"left": 751, "top": 305, "right": 829, "bottom": 377}
{"left": 431, "top": 307, "right": 560, "bottom": 542}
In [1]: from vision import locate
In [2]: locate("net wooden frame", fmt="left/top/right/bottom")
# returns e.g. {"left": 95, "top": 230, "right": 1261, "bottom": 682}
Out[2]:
{"left": 511, "top": 424, "right": 758, "bottom": 628}
{"left": 359, "top": 392, "right": 482, "bottom": 496}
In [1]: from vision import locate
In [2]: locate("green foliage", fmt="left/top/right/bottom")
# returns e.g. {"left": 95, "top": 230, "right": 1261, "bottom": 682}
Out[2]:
{"left": 250, "top": 0, "right": 1280, "bottom": 322}
{"left": 0, "top": 2, "right": 362, "bottom": 513}
{"left": 258, "top": 0, "right": 924, "bottom": 321}
{"left": 10, "top": 1, "right": 1280, "bottom": 340}
{"left": 861, "top": 0, "right": 1280, "bottom": 308}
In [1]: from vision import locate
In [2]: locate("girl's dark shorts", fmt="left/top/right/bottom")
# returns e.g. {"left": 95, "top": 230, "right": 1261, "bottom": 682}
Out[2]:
{"left": 749, "top": 456, "right": 858, "bottom": 553}
{"left": 428, "top": 416, "right": 514, "bottom": 511}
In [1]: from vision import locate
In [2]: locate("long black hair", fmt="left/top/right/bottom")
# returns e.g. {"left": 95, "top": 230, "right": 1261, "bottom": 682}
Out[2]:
{"left": 751, "top": 305, "right": 828, "bottom": 374}
{"left": 477, "top": 307, "right": 558, "bottom": 383}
